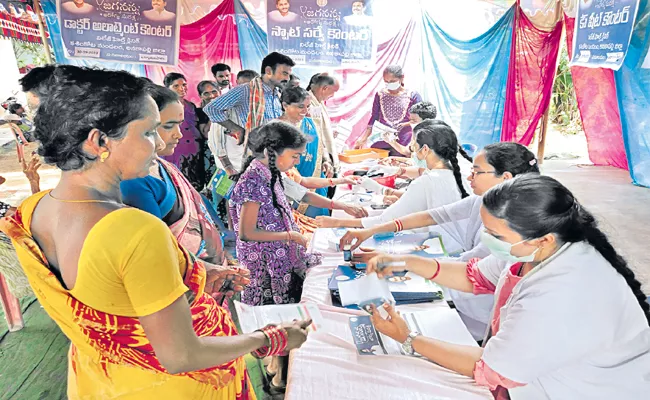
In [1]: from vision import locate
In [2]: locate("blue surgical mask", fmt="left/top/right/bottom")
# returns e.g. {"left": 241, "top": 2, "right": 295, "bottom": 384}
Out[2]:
{"left": 480, "top": 231, "right": 539, "bottom": 263}
{"left": 411, "top": 152, "right": 427, "bottom": 169}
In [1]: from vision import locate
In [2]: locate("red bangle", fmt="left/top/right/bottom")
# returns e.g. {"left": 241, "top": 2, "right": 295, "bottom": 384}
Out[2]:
{"left": 330, "top": 200, "right": 335, "bottom": 210}
{"left": 328, "top": 178, "right": 335, "bottom": 187}
{"left": 393, "top": 219, "right": 404, "bottom": 232}
{"left": 252, "top": 325, "right": 289, "bottom": 358}
{"left": 428, "top": 259, "right": 441, "bottom": 280}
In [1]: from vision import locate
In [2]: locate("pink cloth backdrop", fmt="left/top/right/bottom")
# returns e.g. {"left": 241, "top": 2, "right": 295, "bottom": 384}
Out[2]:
{"left": 564, "top": 16, "right": 628, "bottom": 169}
{"left": 501, "top": 5, "right": 562, "bottom": 145}
{"left": 145, "top": 0, "right": 242, "bottom": 104}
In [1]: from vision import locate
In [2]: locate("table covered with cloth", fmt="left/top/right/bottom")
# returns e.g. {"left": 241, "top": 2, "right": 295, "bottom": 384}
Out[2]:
{"left": 284, "top": 228, "right": 492, "bottom": 400}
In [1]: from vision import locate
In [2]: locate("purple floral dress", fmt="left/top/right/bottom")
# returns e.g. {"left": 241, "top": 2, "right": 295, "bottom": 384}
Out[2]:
{"left": 230, "top": 159, "right": 322, "bottom": 305}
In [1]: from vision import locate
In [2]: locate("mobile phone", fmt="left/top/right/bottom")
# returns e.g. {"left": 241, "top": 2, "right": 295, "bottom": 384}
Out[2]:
{"left": 370, "top": 204, "right": 389, "bottom": 210}
{"left": 352, "top": 170, "right": 368, "bottom": 176}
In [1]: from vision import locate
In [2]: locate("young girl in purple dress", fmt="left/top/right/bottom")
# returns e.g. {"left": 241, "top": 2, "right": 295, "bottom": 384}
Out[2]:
{"left": 231, "top": 121, "right": 322, "bottom": 391}
{"left": 231, "top": 121, "right": 322, "bottom": 307}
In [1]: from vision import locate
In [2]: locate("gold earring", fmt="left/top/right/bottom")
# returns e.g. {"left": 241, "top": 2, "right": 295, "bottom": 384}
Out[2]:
{"left": 100, "top": 151, "right": 109, "bottom": 163}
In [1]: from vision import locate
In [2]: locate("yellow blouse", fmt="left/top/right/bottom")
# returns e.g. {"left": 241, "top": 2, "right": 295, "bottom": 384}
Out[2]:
{"left": 10, "top": 192, "right": 253, "bottom": 400}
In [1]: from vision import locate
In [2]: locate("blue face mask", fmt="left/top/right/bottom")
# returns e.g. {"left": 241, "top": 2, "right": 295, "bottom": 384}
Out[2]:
{"left": 480, "top": 231, "right": 539, "bottom": 263}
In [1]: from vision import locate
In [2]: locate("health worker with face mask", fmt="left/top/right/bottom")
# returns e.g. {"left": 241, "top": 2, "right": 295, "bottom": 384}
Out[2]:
{"left": 335, "top": 143, "right": 541, "bottom": 340}
{"left": 353, "top": 65, "right": 422, "bottom": 156}
{"left": 363, "top": 174, "right": 650, "bottom": 400}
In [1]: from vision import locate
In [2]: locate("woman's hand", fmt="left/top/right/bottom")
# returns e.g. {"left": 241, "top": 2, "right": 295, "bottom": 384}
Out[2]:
{"left": 370, "top": 303, "right": 410, "bottom": 343}
{"left": 367, "top": 254, "right": 408, "bottom": 278}
{"left": 280, "top": 319, "right": 312, "bottom": 352}
{"left": 342, "top": 204, "right": 369, "bottom": 218}
{"left": 322, "top": 161, "right": 334, "bottom": 179}
{"left": 289, "top": 231, "right": 309, "bottom": 248}
{"left": 351, "top": 249, "right": 380, "bottom": 263}
{"left": 395, "top": 121, "right": 411, "bottom": 131}
{"left": 22, "top": 155, "right": 41, "bottom": 184}
{"left": 354, "top": 137, "right": 367, "bottom": 149}
{"left": 315, "top": 216, "right": 338, "bottom": 228}
{"left": 383, "top": 195, "right": 399, "bottom": 205}
{"left": 204, "top": 259, "right": 251, "bottom": 299}
{"left": 339, "top": 228, "right": 373, "bottom": 251}
{"left": 338, "top": 175, "right": 361, "bottom": 186}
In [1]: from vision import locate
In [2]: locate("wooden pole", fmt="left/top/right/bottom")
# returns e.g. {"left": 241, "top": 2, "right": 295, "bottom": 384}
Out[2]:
{"left": 537, "top": 105, "right": 550, "bottom": 164}
{"left": 32, "top": 0, "right": 52, "bottom": 64}
{"left": 537, "top": 14, "right": 566, "bottom": 165}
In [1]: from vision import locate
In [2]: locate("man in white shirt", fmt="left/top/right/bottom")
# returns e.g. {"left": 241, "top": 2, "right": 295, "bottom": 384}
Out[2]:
{"left": 268, "top": 0, "right": 298, "bottom": 23}
{"left": 209, "top": 70, "right": 260, "bottom": 176}
{"left": 211, "top": 63, "right": 232, "bottom": 95}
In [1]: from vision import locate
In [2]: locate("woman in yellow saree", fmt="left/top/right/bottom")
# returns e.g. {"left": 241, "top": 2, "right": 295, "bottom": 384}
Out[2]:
{"left": 0, "top": 66, "right": 310, "bottom": 399}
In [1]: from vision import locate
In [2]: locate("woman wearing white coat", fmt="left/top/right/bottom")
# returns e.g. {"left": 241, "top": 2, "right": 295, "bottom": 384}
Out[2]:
{"left": 336, "top": 142, "right": 540, "bottom": 339}
{"left": 317, "top": 120, "right": 472, "bottom": 240}
{"left": 366, "top": 174, "right": 650, "bottom": 399}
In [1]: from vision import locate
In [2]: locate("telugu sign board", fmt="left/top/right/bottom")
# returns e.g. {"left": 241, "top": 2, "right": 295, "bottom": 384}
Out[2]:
{"left": 570, "top": 0, "right": 639, "bottom": 70}
{"left": 266, "top": 0, "right": 375, "bottom": 68}
{"left": 57, "top": 0, "right": 180, "bottom": 66}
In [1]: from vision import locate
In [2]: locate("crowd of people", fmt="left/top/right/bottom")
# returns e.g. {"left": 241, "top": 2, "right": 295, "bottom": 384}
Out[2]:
{"left": 0, "top": 51, "right": 648, "bottom": 399}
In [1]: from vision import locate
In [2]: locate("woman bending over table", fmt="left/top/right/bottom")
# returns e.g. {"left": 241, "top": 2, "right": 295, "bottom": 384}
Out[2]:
{"left": 317, "top": 120, "right": 471, "bottom": 233}
{"left": 0, "top": 67, "right": 310, "bottom": 399}
{"left": 353, "top": 65, "right": 422, "bottom": 156}
{"left": 366, "top": 174, "right": 650, "bottom": 399}
{"left": 339, "top": 142, "right": 540, "bottom": 340}
{"left": 121, "top": 83, "right": 249, "bottom": 300}
{"left": 381, "top": 101, "right": 438, "bottom": 158}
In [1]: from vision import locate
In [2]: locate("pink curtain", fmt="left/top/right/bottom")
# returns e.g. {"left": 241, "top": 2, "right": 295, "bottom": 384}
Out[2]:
{"left": 564, "top": 16, "right": 628, "bottom": 169}
{"left": 501, "top": 5, "right": 562, "bottom": 145}
{"left": 145, "top": 0, "right": 242, "bottom": 104}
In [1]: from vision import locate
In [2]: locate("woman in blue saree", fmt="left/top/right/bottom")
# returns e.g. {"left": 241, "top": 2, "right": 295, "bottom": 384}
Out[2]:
{"left": 277, "top": 86, "right": 329, "bottom": 217}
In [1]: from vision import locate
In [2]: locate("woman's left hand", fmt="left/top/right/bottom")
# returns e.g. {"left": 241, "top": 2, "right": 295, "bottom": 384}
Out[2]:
{"left": 339, "top": 175, "right": 361, "bottom": 186}
{"left": 204, "top": 259, "right": 251, "bottom": 299}
{"left": 315, "top": 216, "right": 338, "bottom": 228}
{"left": 383, "top": 195, "right": 399, "bottom": 205}
{"left": 322, "top": 162, "right": 334, "bottom": 179}
{"left": 370, "top": 303, "right": 410, "bottom": 343}
{"left": 342, "top": 204, "right": 369, "bottom": 218}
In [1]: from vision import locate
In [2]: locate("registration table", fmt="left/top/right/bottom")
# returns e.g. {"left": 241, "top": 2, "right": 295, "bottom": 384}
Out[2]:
{"left": 285, "top": 227, "right": 492, "bottom": 400}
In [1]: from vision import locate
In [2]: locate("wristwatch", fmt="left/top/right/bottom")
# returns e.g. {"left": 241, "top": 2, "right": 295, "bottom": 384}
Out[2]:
{"left": 401, "top": 331, "right": 421, "bottom": 355}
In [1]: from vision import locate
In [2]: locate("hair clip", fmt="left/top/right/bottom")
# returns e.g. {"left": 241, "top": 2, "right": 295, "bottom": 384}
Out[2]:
{"left": 529, "top": 159, "right": 537, "bottom": 166}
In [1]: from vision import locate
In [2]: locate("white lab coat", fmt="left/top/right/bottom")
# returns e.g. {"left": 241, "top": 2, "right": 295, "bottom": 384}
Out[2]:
{"left": 477, "top": 242, "right": 650, "bottom": 399}
{"left": 361, "top": 169, "right": 466, "bottom": 242}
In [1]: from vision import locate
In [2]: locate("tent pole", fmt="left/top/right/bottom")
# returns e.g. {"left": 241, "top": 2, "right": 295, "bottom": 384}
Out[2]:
{"left": 32, "top": 0, "right": 52, "bottom": 63}
{"left": 537, "top": 106, "right": 550, "bottom": 164}
{"left": 537, "top": 16, "right": 566, "bottom": 165}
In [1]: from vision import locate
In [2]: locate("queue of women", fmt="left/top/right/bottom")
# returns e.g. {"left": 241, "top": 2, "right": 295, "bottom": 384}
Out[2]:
{"left": 0, "top": 52, "right": 648, "bottom": 399}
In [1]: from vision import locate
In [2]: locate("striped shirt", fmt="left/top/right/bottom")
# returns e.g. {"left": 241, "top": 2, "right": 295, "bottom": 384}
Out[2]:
{"left": 203, "top": 81, "right": 283, "bottom": 125}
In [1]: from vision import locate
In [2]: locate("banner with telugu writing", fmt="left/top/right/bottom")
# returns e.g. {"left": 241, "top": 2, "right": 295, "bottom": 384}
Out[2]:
{"left": 570, "top": 0, "right": 639, "bottom": 70}
{"left": 266, "top": 0, "right": 375, "bottom": 68}
{"left": 57, "top": 0, "right": 180, "bottom": 66}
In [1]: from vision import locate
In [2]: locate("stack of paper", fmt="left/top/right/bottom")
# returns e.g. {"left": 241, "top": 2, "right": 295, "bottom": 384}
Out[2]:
{"left": 368, "top": 121, "right": 398, "bottom": 144}
{"left": 233, "top": 301, "right": 325, "bottom": 333}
